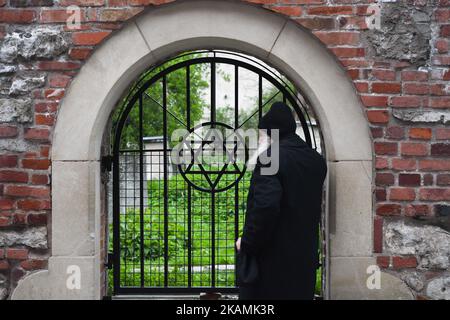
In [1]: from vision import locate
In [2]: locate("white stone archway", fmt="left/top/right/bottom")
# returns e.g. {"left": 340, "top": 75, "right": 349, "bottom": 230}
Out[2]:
{"left": 12, "top": 0, "right": 413, "bottom": 299}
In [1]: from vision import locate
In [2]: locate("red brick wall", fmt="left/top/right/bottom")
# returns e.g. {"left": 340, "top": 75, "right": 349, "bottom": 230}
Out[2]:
{"left": 0, "top": 0, "right": 449, "bottom": 299}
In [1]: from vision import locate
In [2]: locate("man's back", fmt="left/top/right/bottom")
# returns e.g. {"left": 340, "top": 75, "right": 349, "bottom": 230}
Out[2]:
{"left": 239, "top": 102, "right": 327, "bottom": 300}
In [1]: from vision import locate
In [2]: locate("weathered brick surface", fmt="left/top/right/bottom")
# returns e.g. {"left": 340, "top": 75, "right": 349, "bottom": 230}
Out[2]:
{"left": 0, "top": 0, "right": 448, "bottom": 300}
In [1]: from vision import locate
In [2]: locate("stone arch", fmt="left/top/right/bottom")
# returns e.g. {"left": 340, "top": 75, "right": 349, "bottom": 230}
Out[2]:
{"left": 12, "top": 0, "right": 413, "bottom": 299}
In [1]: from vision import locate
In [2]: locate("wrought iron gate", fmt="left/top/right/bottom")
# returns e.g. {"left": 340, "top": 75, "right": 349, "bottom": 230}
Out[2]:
{"left": 110, "top": 51, "right": 318, "bottom": 295}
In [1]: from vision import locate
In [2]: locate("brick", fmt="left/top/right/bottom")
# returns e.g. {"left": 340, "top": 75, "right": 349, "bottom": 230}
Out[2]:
{"left": 314, "top": 31, "right": 359, "bottom": 45}
{"left": 375, "top": 188, "right": 387, "bottom": 201}
{"left": 386, "top": 126, "right": 404, "bottom": 140}
{"left": 17, "top": 198, "right": 50, "bottom": 210}
{"left": 376, "top": 256, "right": 390, "bottom": 268}
{"left": 401, "top": 70, "right": 428, "bottom": 82}
{"left": 371, "top": 127, "right": 383, "bottom": 139}
{"left": 270, "top": 6, "right": 302, "bottom": 16}
{"left": 431, "top": 143, "right": 450, "bottom": 157}
{"left": 0, "top": 170, "right": 28, "bottom": 183}
{"left": 6, "top": 248, "right": 28, "bottom": 260}
{"left": 40, "top": 9, "right": 85, "bottom": 23}
{"left": 401, "top": 142, "right": 428, "bottom": 156}
{"left": 0, "top": 126, "right": 19, "bottom": 138}
{"left": 35, "top": 114, "right": 55, "bottom": 126}
{"left": 404, "top": 83, "right": 429, "bottom": 95}
{"left": 44, "top": 88, "right": 65, "bottom": 100}
{"left": 419, "top": 188, "right": 450, "bottom": 201}
{"left": 98, "top": 7, "right": 143, "bottom": 22}
{"left": 0, "top": 199, "right": 13, "bottom": 210}
{"left": 435, "top": 8, "right": 450, "bottom": 22}
{"left": 430, "top": 97, "right": 450, "bottom": 108}
{"left": 376, "top": 173, "right": 394, "bottom": 186}
{"left": 355, "top": 82, "right": 368, "bottom": 93}
{"left": 49, "top": 74, "right": 71, "bottom": 88}
{"left": 0, "top": 9, "right": 35, "bottom": 23}
{"left": 346, "top": 69, "right": 359, "bottom": 80}
{"left": 0, "top": 260, "right": 9, "bottom": 270}
{"left": 0, "top": 155, "right": 18, "bottom": 168}
{"left": 22, "top": 158, "right": 50, "bottom": 170}
{"left": 31, "top": 174, "right": 48, "bottom": 185}
{"left": 367, "top": 110, "right": 389, "bottom": 124}
{"left": 409, "top": 128, "right": 432, "bottom": 140}
{"left": 37, "top": 61, "right": 81, "bottom": 71}
{"left": 69, "top": 47, "right": 92, "bottom": 60}
{"left": 296, "top": 17, "right": 336, "bottom": 30}
{"left": 389, "top": 188, "right": 416, "bottom": 201}
{"left": 432, "top": 55, "right": 450, "bottom": 66}
{"left": 441, "top": 25, "right": 450, "bottom": 37}
{"left": 24, "top": 128, "right": 50, "bottom": 142}
{"left": 437, "top": 174, "right": 450, "bottom": 186}
{"left": 59, "top": 0, "right": 105, "bottom": 6}
{"left": 389, "top": 96, "right": 422, "bottom": 108}
{"left": 371, "top": 69, "right": 396, "bottom": 81}
{"left": 392, "top": 256, "right": 417, "bottom": 269}
{"left": 374, "top": 142, "right": 397, "bottom": 155}
{"left": 419, "top": 160, "right": 450, "bottom": 171}
{"left": 376, "top": 204, "right": 401, "bottom": 216}
{"left": 20, "top": 259, "right": 47, "bottom": 270}
{"left": 0, "top": 213, "right": 11, "bottom": 227}
{"left": 436, "top": 39, "right": 449, "bottom": 54}
{"left": 423, "top": 173, "right": 433, "bottom": 186}
{"left": 375, "top": 157, "right": 388, "bottom": 170}
{"left": 10, "top": 0, "right": 54, "bottom": 6}
{"left": 12, "top": 214, "right": 27, "bottom": 225}
{"left": 405, "top": 204, "right": 430, "bottom": 217}
{"left": 373, "top": 217, "right": 383, "bottom": 253}
{"left": 339, "top": 16, "right": 367, "bottom": 30}
{"left": 360, "top": 95, "right": 389, "bottom": 107}
{"left": 308, "top": 6, "right": 353, "bottom": 15}
{"left": 372, "top": 82, "right": 401, "bottom": 94}
{"left": 4, "top": 185, "right": 50, "bottom": 198}
{"left": 72, "top": 31, "right": 111, "bottom": 45}
{"left": 40, "top": 145, "right": 50, "bottom": 158}
{"left": 27, "top": 213, "right": 47, "bottom": 225}
{"left": 330, "top": 47, "right": 365, "bottom": 58}
{"left": 35, "top": 101, "right": 58, "bottom": 113}
{"left": 398, "top": 173, "right": 421, "bottom": 186}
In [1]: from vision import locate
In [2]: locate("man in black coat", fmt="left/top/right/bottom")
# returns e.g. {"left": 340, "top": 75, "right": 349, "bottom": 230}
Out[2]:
{"left": 236, "top": 101, "right": 327, "bottom": 300}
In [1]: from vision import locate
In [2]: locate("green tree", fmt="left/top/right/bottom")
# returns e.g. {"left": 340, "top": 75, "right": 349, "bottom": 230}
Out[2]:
{"left": 113, "top": 54, "right": 209, "bottom": 149}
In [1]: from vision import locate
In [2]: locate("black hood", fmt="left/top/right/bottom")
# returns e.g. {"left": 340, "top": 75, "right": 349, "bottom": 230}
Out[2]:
{"left": 258, "top": 101, "right": 296, "bottom": 138}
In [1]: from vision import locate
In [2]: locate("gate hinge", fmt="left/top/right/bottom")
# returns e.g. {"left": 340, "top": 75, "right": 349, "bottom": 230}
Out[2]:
{"left": 105, "top": 253, "right": 114, "bottom": 269}
{"left": 101, "top": 155, "right": 113, "bottom": 172}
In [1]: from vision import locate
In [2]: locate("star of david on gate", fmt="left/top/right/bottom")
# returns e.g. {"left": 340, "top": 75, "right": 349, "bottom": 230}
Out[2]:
{"left": 177, "top": 122, "right": 248, "bottom": 193}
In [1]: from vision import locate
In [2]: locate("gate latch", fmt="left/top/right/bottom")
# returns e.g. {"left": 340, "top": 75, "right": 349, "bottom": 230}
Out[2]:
{"left": 105, "top": 253, "right": 114, "bottom": 269}
{"left": 101, "top": 155, "right": 113, "bottom": 172}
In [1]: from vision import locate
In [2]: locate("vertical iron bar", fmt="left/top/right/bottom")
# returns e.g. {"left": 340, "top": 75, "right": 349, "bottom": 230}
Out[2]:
{"left": 211, "top": 61, "right": 216, "bottom": 287}
{"left": 163, "top": 76, "right": 169, "bottom": 288}
{"left": 258, "top": 74, "right": 263, "bottom": 119}
{"left": 211, "top": 192, "right": 216, "bottom": 287}
{"left": 234, "top": 65, "right": 239, "bottom": 286}
{"left": 138, "top": 95, "right": 145, "bottom": 287}
{"left": 112, "top": 148, "right": 120, "bottom": 293}
{"left": 186, "top": 65, "right": 192, "bottom": 288}
{"left": 211, "top": 61, "right": 216, "bottom": 125}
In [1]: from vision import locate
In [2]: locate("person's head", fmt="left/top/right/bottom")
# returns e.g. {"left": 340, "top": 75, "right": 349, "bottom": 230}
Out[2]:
{"left": 257, "top": 101, "right": 296, "bottom": 139}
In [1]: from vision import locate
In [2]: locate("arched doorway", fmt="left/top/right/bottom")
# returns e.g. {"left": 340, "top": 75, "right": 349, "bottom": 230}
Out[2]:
{"left": 109, "top": 50, "right": 323, "bottom": 296}
{"left": 12, "top": 0, "right": 413, "bottom": 300}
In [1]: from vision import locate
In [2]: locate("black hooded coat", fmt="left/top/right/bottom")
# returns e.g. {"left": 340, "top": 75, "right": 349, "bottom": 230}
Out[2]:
{"left": 238, "top": 102, "right": 327, "bottom": 300}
